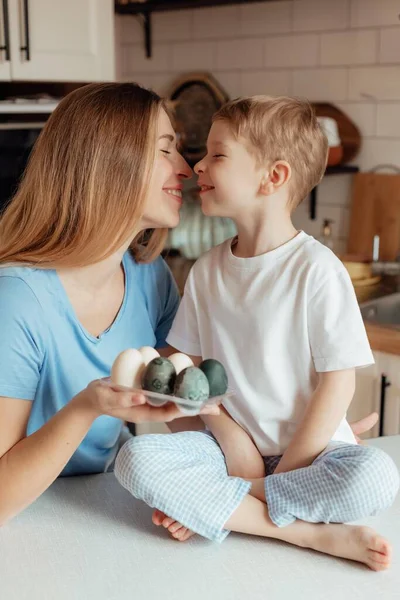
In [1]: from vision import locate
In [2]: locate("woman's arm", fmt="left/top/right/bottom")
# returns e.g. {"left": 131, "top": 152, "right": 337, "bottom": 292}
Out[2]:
{"left": 0, "top": 380, "right": 196, "bottom": 526}
{"left": 274, "top": 369, "right": 355, "bottom": 475}
{"left": 0, "top": 394, "right": 96, "bottom": 526}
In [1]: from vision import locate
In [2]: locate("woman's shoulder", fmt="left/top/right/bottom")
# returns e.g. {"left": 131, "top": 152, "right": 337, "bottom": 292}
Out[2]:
{"left": 0, "top": 265, "right": 37, "bottom": 292}
{"left": 0, "top": 266, "right": 50, "bottom": 315}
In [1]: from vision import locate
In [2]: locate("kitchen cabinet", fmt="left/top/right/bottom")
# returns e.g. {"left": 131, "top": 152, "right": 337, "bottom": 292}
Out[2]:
{"left": 349, "top": 351, "right": 400, "bottom": 439}
{"left": 0, "top": 0, "right": 114, "bottom": 82}
{"left": 376, "top": 351, "right": 400, "bottom": 437}
{"left": 347, "top": 357, "right": 380, "bottom": 439}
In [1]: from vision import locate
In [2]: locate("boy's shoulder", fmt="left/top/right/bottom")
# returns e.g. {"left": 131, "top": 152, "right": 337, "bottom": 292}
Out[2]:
{"left": 296, "top": 236, "right": 353, "bottom": 297}
{"left": 296, "top": 234, "right": 347, "bottom": 275}
{"left": 191, "top": 238, "right": 231, "bottom": 274}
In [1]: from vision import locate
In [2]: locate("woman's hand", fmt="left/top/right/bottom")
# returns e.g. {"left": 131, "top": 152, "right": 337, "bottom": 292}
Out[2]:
{"left": 73, "top": 379, "right": 220, "bottom": 424}
{"left": 350, "top": 412, "right": 379, "bottom": 444}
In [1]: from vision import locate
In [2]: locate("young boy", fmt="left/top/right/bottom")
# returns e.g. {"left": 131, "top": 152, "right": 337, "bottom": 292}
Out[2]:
{"left": 115, "top": 96, "right": 399, "bottom": 571}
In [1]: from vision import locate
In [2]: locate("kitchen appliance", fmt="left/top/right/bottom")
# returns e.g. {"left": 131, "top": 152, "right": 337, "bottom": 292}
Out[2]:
{"left": 0, "top": 98, "right": 58, "bottom": 213}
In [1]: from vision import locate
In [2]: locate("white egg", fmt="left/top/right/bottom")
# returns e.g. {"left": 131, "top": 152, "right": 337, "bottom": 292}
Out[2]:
{"left": 138, "top": 346, "right": 160, "bottom": 366}
{"left": 111, "top": 348, "right": 145, "bottom": 389}
{"left": 168, "top": 352, "right": 194, "bottom": 375}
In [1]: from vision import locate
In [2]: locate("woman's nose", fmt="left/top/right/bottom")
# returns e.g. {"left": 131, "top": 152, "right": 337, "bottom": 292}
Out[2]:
{"left": 177, "top": 156, "right": 193, "bottom": 180}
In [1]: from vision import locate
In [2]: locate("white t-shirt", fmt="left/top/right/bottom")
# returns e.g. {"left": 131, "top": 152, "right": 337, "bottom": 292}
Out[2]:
{"left": 167, "top": 231, "right": 374, "bottom": 456}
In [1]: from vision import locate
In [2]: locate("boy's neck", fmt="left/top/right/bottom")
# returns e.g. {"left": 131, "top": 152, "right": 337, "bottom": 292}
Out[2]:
{"left": 232, "top": 210, "right": 298, "bottom": 259}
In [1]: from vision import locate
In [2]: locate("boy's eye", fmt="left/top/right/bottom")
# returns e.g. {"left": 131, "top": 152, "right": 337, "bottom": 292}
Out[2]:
{"left": 161, "top": 149, "right": 171, "bottom": 155}
{"left": 213, "top": 154, "right": 226, "bottom": 158}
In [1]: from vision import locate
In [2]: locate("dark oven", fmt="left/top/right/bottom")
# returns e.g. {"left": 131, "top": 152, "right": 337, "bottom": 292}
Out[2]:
{"left": 0, "top": 101, "right": 56, "bottom": 213}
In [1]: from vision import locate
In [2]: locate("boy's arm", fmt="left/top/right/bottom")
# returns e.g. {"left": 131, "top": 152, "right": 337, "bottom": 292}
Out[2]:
{"left": 202, "top": 407, "right": 265, "bottom": 479}
{"left": 274, "top": 368, "right": 355, "bottom": 475}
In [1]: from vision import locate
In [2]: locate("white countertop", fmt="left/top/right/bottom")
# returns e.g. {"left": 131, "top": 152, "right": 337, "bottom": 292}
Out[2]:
{"left": 1, "top": 436, "right": 399, "bottom": 600}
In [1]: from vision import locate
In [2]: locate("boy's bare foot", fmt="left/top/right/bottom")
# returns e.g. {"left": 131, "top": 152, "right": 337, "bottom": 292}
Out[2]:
{"left": 226, "top": 495, "right": 392, "bottom": 571}
{"left": 152, "top": 509, "right": 196, "bottom": 542}
{"left": 304, "top": 524, "right": 391, "bottom": 571}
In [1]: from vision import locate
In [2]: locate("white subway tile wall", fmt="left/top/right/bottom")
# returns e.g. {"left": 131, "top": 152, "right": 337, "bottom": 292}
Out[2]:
{"left": 116, "top": 0, "right": 400, "bottom": 250}
{"left": 379, "top": 28, "right": 400, "bottom": 64}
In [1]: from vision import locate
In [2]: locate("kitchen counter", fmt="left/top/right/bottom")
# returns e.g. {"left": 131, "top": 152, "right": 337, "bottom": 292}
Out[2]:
{"left": 1, "top": 435, "right": 400, "bottom": 600}
{"left": 356, "top": 275, "right": 400, "bottom": 356}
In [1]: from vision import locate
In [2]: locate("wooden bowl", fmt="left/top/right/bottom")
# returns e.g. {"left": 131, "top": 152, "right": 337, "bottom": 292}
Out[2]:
{"left": 327, "top": 145, "right": 344, "bottom": 166}
{"left": 313, "top": 103, "right": 361, "bottom": 163}
{"left": 341, "top": 260, "right": 372, "bottom": 281}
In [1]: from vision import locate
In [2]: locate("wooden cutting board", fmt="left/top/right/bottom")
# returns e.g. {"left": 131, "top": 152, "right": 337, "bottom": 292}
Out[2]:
{"left": 347, "top": 173, "right": 400, "bottom": 261}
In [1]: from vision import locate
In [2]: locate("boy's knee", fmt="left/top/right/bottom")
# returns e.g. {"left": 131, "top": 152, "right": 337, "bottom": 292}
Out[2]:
{"left": 366, "top": 447, "right": 400, "bottom": 508}
{"left": 114, "top": 431, "right": 222, "bottom": 507}
{"left": 329, "top": 446, "right": 399, "bottom": 512}
{"left": 115, "top": 434, "right": 168, "bottom": 500}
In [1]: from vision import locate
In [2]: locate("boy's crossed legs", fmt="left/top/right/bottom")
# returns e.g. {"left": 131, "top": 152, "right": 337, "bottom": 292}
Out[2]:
{"left": 115, "top": 431, "right": 399, "bottom": 571}
{"left": 154, "top": 412, "right": 384, "bottom": 542}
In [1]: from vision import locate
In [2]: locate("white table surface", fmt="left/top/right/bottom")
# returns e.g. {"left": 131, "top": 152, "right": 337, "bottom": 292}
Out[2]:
{"left": 1, "top": 436, "right": 400, "bottom": 600}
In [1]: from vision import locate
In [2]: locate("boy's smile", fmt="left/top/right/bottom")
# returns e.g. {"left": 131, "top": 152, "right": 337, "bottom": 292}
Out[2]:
{"left": 194, "top": 120, "right": 263, "bottom": 219}
{"left": 198, "top": 184, "right": 215, "bottom": 193}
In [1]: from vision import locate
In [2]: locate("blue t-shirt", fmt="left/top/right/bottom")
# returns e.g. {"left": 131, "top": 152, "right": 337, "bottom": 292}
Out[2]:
{"left": 0, "top": 252, "right": 180, "bottom": 476}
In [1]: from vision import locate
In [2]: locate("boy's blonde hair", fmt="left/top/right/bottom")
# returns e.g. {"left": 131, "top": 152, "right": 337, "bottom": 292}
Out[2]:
{"left": 213, "top": 96, "right": 328, "bottom": 209}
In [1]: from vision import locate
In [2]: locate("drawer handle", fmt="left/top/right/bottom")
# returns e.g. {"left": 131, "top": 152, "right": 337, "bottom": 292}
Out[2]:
{"left": 379, "top": 374, "right": 391, "bottom": 437}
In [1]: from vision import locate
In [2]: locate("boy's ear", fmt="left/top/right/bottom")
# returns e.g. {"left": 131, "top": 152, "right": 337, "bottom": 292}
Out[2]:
{"left": 259, "top": 161, "right": 291, "bottom": 195}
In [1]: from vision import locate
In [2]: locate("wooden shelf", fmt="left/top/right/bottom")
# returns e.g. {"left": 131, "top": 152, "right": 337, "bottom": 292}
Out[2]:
{"left": 310, "top": 164, "right": 359, "bottom": 220}
{"left": 115, "top": 0, "right": 274, "bottom": 57}
{"left": 115, "top": 0, "right": 273, "bottom": 14}
{"left": 325, "top": 165, "right": 359, "bottom": 176}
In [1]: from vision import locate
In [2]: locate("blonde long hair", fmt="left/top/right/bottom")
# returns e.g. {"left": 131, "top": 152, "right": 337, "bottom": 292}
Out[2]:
{"left": 0, "top": 82, "right": 168, "bottom": 267}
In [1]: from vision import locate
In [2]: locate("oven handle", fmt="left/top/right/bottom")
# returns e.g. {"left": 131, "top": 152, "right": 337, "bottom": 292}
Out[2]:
{"left": 0, "top": 122, "right": 46, "bottom": 130}
{"left": 0, "top": 0, "right": 10, "bottom": 61}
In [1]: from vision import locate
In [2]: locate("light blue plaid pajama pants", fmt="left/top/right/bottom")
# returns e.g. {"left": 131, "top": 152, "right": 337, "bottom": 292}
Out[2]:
{"left": 114, "top": 430, "right": 399, "bottom": 543}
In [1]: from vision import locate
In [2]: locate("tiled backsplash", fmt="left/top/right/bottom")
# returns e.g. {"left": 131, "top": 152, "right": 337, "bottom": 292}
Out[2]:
{"left": 115, "top": 0, "right": 400, "bottom": 254}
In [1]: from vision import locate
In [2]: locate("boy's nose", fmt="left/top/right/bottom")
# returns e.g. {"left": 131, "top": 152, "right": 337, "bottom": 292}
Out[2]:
{"left": 194, "top": 159, "right": 205, "bottom": 175}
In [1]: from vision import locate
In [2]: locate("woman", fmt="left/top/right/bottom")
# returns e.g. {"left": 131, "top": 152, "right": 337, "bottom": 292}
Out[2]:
{"left": 0, "top": 82, "right": 218, "bottom": 526}
{"left": 0, "top": 82, "right": 376, "bottom": 527}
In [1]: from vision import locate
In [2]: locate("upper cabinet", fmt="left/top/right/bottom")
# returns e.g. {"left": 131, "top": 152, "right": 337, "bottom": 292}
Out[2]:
{"left": 0, "top": 0, "right": 114, "bottom": 82}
